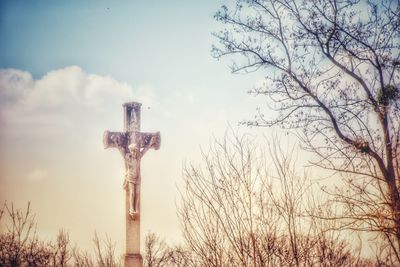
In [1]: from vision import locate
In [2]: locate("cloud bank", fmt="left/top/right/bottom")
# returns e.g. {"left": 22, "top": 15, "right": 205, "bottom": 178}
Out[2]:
{"left": 0, "top": 66, "right": 158, "bottom": 139}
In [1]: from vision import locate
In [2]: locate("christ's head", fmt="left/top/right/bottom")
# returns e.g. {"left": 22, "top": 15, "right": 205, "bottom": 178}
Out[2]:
{"left": 128, "top": 143, "right": 139, "bottom": 158}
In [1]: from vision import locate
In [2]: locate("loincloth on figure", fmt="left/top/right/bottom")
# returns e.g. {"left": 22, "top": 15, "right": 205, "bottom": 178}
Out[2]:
{"left": 125, "top": 170, "right": 139, "bottom": 185}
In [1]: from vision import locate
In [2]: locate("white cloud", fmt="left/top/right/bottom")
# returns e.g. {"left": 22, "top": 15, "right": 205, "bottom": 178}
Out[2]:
{"left": 26, "top": 168, "right": 49, "bottom": 182}
{"left": 0, "top": 69, "right": 34, "bottom": 104}
{"left": 0, "top": 66, "right": 158, "bottom": 138}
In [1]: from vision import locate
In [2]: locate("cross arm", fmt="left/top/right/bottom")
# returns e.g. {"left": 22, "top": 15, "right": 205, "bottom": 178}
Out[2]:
{"left": 138, "top": 132, "right": 161, "bottom": 158}
{"left": 103, "top": 131, "right": 128, "bottom": 154}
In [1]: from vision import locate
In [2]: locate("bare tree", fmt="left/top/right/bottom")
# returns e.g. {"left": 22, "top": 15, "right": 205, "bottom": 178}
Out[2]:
{"left": 0, "top": 202, "right": 121, "bottom": 267}
{"left": 0, "top": 202, "right": 36, "bottom": 266}
{"left": 72, "top": 247, "right": 93, "bottom": 267}
{"left": 179, "top": 132, "right": 368, "bottom": 266}
{"left": 144, "top": 232, "right": 173, "bottom": 267}
{"left": 0, "top": 202, "right": 74, "bottom": 267}
{"left": 166, "top": 246, "right": 196, "bottom": 267}
{"left": 143, "top": 232, "right": 200, "bottom": 267}
{"left": 50, "top": 230, "right": 71, "bottom": 267}
{"left": 213, "top": 0, "right": 400, "bottom": 260}
{"left": 22, "top": 236, "right": 53, "bottom": 267}
{"left": 92, "top": 232, "right": 119, "bottom": 267}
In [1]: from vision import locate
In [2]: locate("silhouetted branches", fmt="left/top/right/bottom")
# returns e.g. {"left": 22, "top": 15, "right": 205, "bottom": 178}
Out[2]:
{"left": 214, "top": 0, "right": 400, "bottom": 262}
{"left": 178, "top": 132, "right": 372, "bottom": 266}
{"left": 0, "top": 202, "right": 120, "bottom": 267}
{"left": 93, "top": 232, "right": 118, "bottom": 267}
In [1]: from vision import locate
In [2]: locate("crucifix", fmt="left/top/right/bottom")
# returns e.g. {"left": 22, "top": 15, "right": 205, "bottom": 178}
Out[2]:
{"left": 103, "top": 102, "right": 160, "bottom": 267}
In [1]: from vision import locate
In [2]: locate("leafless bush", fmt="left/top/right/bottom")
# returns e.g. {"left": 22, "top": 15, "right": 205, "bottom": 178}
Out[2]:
{"left": 51, "top": 230, "right": 71, "bottom": 266}
{"left": 93, "top": 232, "right": 119, "bottom": 267}
{"left": 144, "top": 232, "right": 172, "bottom": 267}
{"left": 72, "top": 247, "right": 93, "bottom": 267}
{"left": 143, "top": 233, "right": 199, "bottom": 267}
{"left": 213, "top": 0, "right": 400, "bottom": 261}
{"left": 0, "top": 202, "right": 37, "bottom": 266}
{"left": 178, "top": 132, "right": 371, "bottom": 266}
{"left": 0, "top": 202, "right": 120, "bottom": 267}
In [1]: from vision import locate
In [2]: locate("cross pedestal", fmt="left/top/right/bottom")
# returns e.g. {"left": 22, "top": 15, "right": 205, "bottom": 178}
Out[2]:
{"left": 103, "top": 102, "right": 160, "bottom": 267}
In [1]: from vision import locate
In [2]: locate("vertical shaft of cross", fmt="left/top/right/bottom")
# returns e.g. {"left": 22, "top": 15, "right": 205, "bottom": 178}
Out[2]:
{"left": 103, "top": 101, "right": 160, "bottom": 267}
{"left": 123, "top": 103, "right": 142, "bottom": 266}
{"left": 124, "top": 188, "right": 141, "bottom": 263}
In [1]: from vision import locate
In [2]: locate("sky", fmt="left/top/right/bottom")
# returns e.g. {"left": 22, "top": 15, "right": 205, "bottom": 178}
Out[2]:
{"left": 0, "top": 0, "right": 275, "bottom": 256}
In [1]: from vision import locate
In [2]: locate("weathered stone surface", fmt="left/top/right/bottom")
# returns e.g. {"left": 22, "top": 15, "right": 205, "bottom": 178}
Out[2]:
{"left": 104, "top": 101, "right": 160, "bottom": 267}
{"left": 122, "top": 254, "right": 143, "bottom": 267}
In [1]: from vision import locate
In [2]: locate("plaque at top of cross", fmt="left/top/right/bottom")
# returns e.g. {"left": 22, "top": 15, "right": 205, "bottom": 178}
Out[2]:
{"left": 123, "top": 102, "right": 141, "bottom": 132}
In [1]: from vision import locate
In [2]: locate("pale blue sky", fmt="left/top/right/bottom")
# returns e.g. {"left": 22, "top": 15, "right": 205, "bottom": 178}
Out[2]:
{"left": 1, "top": 1, "right": 230, "bottom": 83}
{"left": 0, "top": 0, "right": 271, "bottom": 255}
{"left": 0, "top": 0, "right": 264, "bottom": 127}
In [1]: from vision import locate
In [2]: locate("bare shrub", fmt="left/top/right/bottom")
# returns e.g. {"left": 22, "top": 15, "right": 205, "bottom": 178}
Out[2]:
{"left": 178, "top": 132, "right": 370, "bottom": 266}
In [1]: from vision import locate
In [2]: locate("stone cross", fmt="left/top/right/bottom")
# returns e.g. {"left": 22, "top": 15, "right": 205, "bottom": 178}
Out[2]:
{"left": 103, "top": 102, "right": 160, "bottom": 267}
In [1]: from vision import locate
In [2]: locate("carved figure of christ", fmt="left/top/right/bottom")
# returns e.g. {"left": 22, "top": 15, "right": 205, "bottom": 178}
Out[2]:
{"left": 104, "top": 102, "right": 160, "bottom": 219}
{"left": 123, "top": 138, "right": 156, "bottom": 216}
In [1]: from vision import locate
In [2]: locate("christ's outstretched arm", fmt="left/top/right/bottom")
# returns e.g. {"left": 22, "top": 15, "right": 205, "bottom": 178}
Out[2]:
{"left": 140, "top": 133, "right": 160, "bottom": 158}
